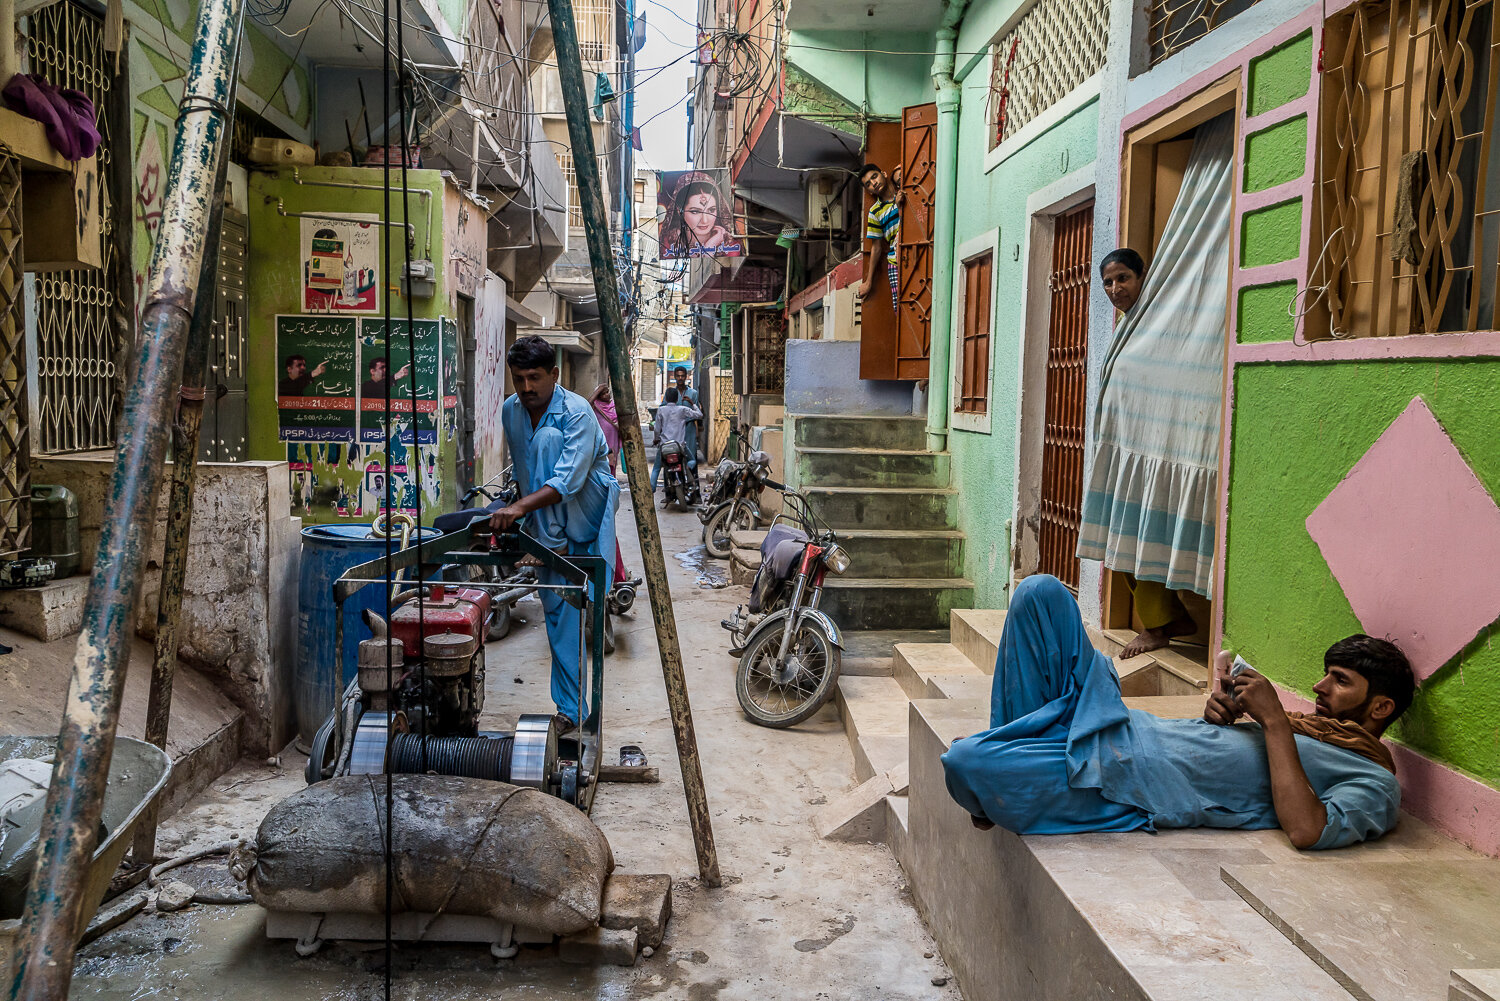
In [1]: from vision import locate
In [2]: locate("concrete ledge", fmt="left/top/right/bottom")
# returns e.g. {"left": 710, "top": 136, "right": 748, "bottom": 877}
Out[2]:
{"left": 0, "top": 576, "right": 88, "bottom": 641}
{"left": 903, "top": 697, "right": 1485, "bottom": 1001}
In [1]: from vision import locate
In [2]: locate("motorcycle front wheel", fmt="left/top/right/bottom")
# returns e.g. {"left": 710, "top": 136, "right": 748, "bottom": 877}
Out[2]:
{"left": 735, "top": 616, "right": 841, "bottom": 728}
{"left": 702, "top": 498, "right": 756, "bottom": 558}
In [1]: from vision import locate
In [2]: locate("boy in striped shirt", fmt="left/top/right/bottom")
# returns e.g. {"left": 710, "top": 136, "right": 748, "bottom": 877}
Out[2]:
{"left": 858, "top": 162, "right": 902, "bottom": 314}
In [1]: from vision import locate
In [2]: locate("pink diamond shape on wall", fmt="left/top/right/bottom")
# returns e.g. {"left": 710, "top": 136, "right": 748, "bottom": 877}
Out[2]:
{"left": 1306, "top": 397, "right": 1500, "bottom": 681}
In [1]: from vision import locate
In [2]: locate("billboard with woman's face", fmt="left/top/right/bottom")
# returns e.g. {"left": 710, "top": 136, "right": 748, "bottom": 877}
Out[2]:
{"left": 657, "top": 169, "right": 745, "bottom": 261}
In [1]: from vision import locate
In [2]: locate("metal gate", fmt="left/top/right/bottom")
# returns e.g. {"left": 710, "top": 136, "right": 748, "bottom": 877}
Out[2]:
{"left": 1038, "top": 202, "right": 1093, "bottom": 589}
{"left": 0, "top": 156, "right": 29, "bottom": 556}
{"left": 25, "top": 1, "right": 122, "bottom": 454}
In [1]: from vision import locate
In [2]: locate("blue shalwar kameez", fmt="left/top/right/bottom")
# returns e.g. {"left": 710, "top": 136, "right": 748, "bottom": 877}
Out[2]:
{"left": 942, "top": 575, "right": 1400, "bottom": 850}
{"left": 503, "top": 386, "right": 619, "bottom": 724}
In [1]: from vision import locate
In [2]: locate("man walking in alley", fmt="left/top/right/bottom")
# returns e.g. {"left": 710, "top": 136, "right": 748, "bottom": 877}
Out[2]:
{"left": 489, "top": 336, "right": 619, "bottom": 728}
{"left": 943, "top": 575, "right": 1414, "bottom": 850}
{"left": 857, "top": 162, "right": 902, "bottom": 316}
{"left": 671, "top": 366, "right": 702, "bottom": 463}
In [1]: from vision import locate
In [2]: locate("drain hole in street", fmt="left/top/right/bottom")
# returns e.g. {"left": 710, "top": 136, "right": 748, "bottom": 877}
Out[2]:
{"left": 675, "top": 545, "right": 730, "bottom": 589}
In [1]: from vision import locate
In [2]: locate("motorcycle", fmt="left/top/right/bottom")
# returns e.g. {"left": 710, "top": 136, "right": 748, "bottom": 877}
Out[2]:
{"left": 721, "top": 491, "right": 850, "bottom": 728}
{"left": 657, "top": 438, "right": 701, "bottom": 510}
{"left": 699, "top": 450, "right": 778, "bottom": 559}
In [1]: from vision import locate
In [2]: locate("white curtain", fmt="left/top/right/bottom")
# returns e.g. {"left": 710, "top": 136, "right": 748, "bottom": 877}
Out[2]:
{"left": 1076, "top": 113, "right": 1233, "bottom": 597}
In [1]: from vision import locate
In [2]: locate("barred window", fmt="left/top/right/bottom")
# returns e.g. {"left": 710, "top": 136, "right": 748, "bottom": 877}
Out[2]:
{"left": 1315, "top": 0, "right": 1500, "bottom": 336}
{"left": 1148, "top": 0, "right": 1263, "bottom": 66}
{"left": 575, "top": 0, "right": 614, "bottom": 63}
{"left": 989, "top": 0, "right": 1109, "bottom": 150}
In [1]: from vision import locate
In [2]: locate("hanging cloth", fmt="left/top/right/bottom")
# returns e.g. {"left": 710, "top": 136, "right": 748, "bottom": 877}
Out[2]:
{"left": 1076, "top": 113, "right": 1233, "bottom": 598}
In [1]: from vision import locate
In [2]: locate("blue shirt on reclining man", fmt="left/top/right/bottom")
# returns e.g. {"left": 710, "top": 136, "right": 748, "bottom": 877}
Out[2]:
{"left": 942, "top": 575, "right": 1415, "bottom": 851}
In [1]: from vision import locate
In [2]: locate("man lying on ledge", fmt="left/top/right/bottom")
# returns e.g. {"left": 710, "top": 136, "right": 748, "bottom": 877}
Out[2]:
{"left": 942, "top": 575, "right": 1415, "bottom": 850}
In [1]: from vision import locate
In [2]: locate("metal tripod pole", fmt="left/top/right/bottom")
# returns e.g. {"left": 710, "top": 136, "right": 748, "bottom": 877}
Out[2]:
{"left": 544, "top": 0, "right": 722, "bottom": 887}
{"left": 8, "top": 0, "right": 246, "bottom": 994}
{"left": 132, "top": 84, "right": 239, "bottom": 865}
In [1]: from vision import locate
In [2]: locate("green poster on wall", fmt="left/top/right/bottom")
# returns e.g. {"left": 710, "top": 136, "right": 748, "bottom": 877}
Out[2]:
{"left": 359, "top": 318, "right": 442, "bottom": 445}
{"left": 275, "top": 314, "right": 358, "bottom": 442}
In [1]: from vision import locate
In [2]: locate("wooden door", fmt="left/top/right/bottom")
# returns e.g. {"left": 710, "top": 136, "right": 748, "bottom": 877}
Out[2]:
{"left": 1038, "top": 202, "right": 1093, "bottom": 589}
{"left": 896, "top": 102, "right": 936, "bottom": 380}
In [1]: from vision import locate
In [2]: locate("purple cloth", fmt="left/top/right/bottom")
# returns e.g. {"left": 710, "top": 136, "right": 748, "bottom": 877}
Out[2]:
{"left": 591, "top": 398, "right": 621, "bottom": 456}
{"left": 2, "top": 74, "right": 99, "bottom": 161}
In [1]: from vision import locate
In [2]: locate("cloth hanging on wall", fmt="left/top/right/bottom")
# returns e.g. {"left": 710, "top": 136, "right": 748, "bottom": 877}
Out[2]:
{"left": 1075, "top": 113, "right": 1233, "bottom": 597}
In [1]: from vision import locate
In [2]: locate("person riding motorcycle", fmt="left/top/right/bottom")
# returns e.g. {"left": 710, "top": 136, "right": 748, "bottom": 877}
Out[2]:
{"left": 649, "top": 387, "right": 703, "bottom": 493}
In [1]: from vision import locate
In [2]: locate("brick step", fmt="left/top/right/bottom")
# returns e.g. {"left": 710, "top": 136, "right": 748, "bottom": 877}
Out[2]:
{"left": 801, "top": 485, "right": 957, "bottom": 531}
{"left": 793, "top": 414, "right": 928, "bottom": 452}
{"left": 1102, "top": 629, "right": 1211, "bottom": 693}
{"left": 795, "top": 447, "right": 951, "bottom": 490}
{"left": 892, "top": 642, "right": 984, "bottom": 700}
{"left": 950, "top": 608, "right": 1007, "bottom": 675}
{"left": 819, "top": 577, "right": 975, "bottom": 631}
{"left": 839, "top": 628, "right": 949, "bottom": 678}
{"left": 833, "top": 675, "right": 911, "bottom": 783}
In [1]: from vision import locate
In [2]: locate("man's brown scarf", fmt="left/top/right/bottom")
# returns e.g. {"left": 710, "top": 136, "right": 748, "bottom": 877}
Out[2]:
{"left": 1286, "top": 713, "right": 1395, "bottom": 773}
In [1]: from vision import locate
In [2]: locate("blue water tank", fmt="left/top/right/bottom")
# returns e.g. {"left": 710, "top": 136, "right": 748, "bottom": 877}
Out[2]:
{"left": 295, "top": 525, "right": 432, "bottom": 746}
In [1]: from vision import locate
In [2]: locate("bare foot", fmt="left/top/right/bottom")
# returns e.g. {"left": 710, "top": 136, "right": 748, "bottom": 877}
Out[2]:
{"left": 1119, "top": 616, "right": 1195, "bottom": 659}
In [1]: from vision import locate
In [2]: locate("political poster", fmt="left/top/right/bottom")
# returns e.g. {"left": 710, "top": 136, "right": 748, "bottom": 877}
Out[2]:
{"left": 657, "top": 169, "right": 744, "bottom": 261}
{"left": 275, "top": 315, "right": 358, "bottom": 442}
{"left": 302, "top": 215, "right": 380, "bottom": 312}
{"left": 358, "top": 318, "right": 442, "bottom": 445}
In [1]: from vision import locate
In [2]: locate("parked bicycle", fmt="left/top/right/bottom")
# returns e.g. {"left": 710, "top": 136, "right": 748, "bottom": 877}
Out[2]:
{"left": 699, "top": 449, "right": 778, "bottom": 558}
{"left": 721, "top": 491, "right": 850, "bottom": 728}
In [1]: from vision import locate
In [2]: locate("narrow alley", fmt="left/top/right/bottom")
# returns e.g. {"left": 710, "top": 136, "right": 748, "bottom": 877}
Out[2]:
{"left": 62, "top": 491, "right": 960, "bottom": 1001}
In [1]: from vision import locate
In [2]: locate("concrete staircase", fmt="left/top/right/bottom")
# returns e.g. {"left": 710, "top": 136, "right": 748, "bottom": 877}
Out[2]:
{"left": 821, "top": 606, "right": 1211, "bottom": 844}
{"left": 786, "top": 414, "right": 973, "bottom": 631}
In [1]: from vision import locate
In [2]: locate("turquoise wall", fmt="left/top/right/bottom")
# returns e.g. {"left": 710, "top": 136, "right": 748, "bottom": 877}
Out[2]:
{"left": 946, "top": 64, "right": 1100, "bottom": 611}
{"left": 785, "top": 30, "right": 935, "bottom": 118}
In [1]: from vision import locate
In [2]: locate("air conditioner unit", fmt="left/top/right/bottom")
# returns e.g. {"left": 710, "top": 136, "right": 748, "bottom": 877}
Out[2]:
{"left": 804, "top": 171, "right": 846, "bottom": 232}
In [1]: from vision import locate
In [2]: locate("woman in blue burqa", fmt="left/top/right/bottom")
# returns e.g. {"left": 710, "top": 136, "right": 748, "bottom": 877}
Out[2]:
{"left": 941, "top": 575, "right": 1407, "bottom": 849}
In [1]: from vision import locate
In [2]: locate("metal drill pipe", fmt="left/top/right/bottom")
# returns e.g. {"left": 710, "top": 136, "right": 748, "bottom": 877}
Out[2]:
{"left": 8, "top": 0, "right": 246, "bottom": 994}
{"left": 132, "top": 88, "right": 239, "bottom": 865}
{"left": 544, "top": 0, "right": 721, "bottom": 886}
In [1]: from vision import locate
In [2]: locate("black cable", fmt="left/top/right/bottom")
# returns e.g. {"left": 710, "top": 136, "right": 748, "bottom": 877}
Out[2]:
{"left": 380, "top": 0, "right": 395, "bottom": 990}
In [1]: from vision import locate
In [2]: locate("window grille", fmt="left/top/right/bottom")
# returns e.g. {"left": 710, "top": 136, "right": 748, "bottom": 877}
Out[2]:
{"left": 557, "top": 149, "right": 584, "bottom": 229}
{"left": 989, "top": 0, "right": 1109, "bottom": 149}
{"left": 1147, "top": 0, "right": 1262, "bottom": 66}
{"left": 24, "top": 1, "right": 121, "bottom": 454}
{"left": 1317, "top": 0, "right": 1500, "bottom": 336}
{"left": 575, "top": 0, "right": 614, "bottom": 63}
{"left": 956, "top": 251, "right": 993, "bottom": 414}
{"left": 747, "top": 310, "right": 785, "bottom": 395}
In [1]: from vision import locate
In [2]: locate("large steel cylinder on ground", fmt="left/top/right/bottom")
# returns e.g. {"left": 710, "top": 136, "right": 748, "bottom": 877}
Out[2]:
{"left": 248, "top": 774, "right": 614, "bottom": 934}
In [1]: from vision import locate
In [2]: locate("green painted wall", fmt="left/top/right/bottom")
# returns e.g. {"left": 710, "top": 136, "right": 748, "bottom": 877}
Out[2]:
{"left": 785, "top": 30, "right": 935, "bottom": 118}
{"left": 1246, "top": 31, "right": 1313, "bottom": 117}
{"left": 1240, "top": 199, "right": 1302, "bottom": 268}
{"left": 248, "top": 168, "right": 457, "bottom": 524}
{"left": 1243, "top": 115, "right": 1306, "bottom": 192}
{"left": 1225, "top": 360, "right": 1500, "bottom": 789}
{"left": 1236, "top": 281, "right": 1298, "bottom": 342}
{"left": 946, "top": 65, "right": 1100, "bottom": 611}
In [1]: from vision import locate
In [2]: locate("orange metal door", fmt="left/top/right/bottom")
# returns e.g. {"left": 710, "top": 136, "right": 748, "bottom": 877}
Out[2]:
{"left": 1038, "top": 202, "right": 1093, "bottom": 588}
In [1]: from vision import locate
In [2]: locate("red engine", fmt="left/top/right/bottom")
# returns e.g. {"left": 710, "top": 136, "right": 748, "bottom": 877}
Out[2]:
{"left": 389, "top": 584, "right": 492, "bottom": 659}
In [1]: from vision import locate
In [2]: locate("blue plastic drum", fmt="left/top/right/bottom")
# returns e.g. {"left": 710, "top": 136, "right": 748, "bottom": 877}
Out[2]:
{"left": 295, "top": 525, "right": 431, "bottom": 746}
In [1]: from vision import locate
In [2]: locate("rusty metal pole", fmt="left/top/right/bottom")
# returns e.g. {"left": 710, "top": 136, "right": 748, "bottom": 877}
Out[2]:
{"left": 8, "top": 0, "right": 245, "bottom": 994}
{"left": 131, "top": 89, "right": 239, "bottom": 865}
{"left": 544, "top": 0, "right": 722, "bottom": 887}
